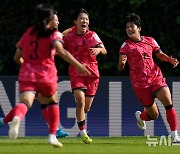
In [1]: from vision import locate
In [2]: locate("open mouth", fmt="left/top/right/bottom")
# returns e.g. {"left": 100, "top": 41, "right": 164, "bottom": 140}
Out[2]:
{"left": 82, "top": 24, "right": 87, "bottom": 28}
{"left": 128, "top": 31, "right": 134, "bottom": 35}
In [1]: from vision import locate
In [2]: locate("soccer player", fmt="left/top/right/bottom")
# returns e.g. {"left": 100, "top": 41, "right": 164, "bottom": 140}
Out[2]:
{"left": 63, "top": 8, "right": 107, "bottom": 144}
{"left": 118, "top": 13, "right": 180, "bottom": 143}
{"left": 0, "top": 4, "right": 90, "bottom": 147}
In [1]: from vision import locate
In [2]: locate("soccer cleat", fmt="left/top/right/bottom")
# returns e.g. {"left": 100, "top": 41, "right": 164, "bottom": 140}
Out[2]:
{"left": 81, "top": 134, "right": 92, "bottom": 144}
{"left": 48, "top": 134, "right": 63, "bottom": 148}
{"left": 0, "top": 117, "right": 4, "bottom": 128}
{"left": 9, "top": 116, "right": 20, "bottom": 139}
{"left": 56, "top": 129, "right": 69, "bottom": 138}
{"left": 135, "top": 111, "right": 146, "bottom": 131}
{"left": 172, "top": 136, "right": 180, "bottom": 144}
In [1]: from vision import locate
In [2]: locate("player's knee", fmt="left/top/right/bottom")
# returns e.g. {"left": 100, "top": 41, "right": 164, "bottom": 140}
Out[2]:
{"left": 20, "top": 98, "right": 33, "bottom": 109}
{"left": 149, "top": 111, "right": 159, "bottom": 120}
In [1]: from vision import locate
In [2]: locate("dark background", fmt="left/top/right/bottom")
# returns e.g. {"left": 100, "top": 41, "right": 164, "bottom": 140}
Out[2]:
{"left": 0, "top": 0, "right": 179, "bottom": 76}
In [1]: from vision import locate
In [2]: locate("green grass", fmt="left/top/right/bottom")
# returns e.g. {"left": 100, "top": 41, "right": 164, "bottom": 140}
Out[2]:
{"left": 0, "top": 136, "right": 180, "bottom": 153}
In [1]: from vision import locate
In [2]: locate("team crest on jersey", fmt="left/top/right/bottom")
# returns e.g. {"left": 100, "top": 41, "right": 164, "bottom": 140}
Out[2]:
{"left": 93, "top": 34, "right": 101, "bottom": 42}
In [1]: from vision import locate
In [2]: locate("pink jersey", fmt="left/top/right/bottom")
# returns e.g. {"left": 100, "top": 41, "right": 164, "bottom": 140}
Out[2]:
{"left": 63, "top": 27, "right": 102, "bottom": 77}
{"left": 119, "top": 36, "right": 163, "bottom": 89}
{"left": 17, "top": 27, "right": 63, "bottom": 83}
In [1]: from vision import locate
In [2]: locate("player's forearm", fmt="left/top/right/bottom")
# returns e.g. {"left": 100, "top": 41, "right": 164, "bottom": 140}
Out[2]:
{"left": 118, "top": 54, "right": 127, "bottom": 71}
{"left": 55, "top": 41, "right": 81, "bottom": 67}
{"left": 62, "top": 51, "right": 81, "bottom": 67}
{"left": 118, "top": 63, "right": 125, "bottom": 71}
{"left": 156, "top": 52, "right": 171, "bottom": 62}
{"left": 57, "top": 47, "right": 82, "bottom": 68}
{"left": 156, "top": 51, "right": 179, "bottom": 67}
{"left": 97, "top": 44, "right": 107, "bottom": 55}
{"left": 14, "top": 48, "right": 23, "bottom": 65}
{"left": 62, "top": 28, "right": 72, "bottom": 37}
{"left": 100, "top": 47, "right": 107, "bottom": 55}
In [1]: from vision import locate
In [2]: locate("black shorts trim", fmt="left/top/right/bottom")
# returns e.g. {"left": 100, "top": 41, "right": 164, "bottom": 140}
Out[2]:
{"left": 85, "top": 94, "right": 95, "bottom": 97}
{"left": 72, "top": 87, "right": 87, "bottom": 93}
{"left": 152, "top": 86, "right": 168, "bottom": 98}
{"left": 143, "top": 101, "right": 155, "bottom": 107}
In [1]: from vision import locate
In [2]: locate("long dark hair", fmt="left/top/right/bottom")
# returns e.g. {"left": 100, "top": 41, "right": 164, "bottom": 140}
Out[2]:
{"left": 30, "top": 4, "right": 57, "bottom": 37}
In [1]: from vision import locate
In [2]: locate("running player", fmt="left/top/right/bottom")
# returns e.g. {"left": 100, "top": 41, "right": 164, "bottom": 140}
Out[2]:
{"left": 63, "top": 8, "right": 107, "bottom": 144}
{"left": 118, "top": 13, "right": 180, "bottom": 143}
{"left": 0, "top": 4, "right": 90, "bottom": 147}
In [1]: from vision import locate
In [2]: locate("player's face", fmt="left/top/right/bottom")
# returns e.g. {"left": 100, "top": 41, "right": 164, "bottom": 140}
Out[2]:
{"left": 74, "top": 13, "right": 89, "bottom": 35}
{"left": 47, "top": 14, "right": 59, "bottom": 30}
{"left": 126, "top": 22, "right": 141, "bottom": 41}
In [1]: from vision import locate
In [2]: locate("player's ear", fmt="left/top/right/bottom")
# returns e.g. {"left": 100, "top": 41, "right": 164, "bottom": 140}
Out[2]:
{"left": 138, "top": 27, "right": 141, "bottom": 32}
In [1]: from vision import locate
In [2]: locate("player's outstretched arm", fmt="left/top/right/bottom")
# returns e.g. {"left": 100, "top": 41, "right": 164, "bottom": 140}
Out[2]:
{"left": 156, "top": 51, "right": 179, "bottom": 68}
{"left": 54, "top": 41, "right": 91, "bottom": 75}
{"left": 61, "top": 27, "right": 73, "bottom": 37}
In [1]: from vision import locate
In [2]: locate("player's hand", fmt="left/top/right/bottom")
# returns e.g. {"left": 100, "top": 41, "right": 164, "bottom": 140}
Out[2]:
{"left": 77, "top": 64, "right": 91, "bottom": 76}
{"left": 121, "top": 54, "right": 127, "bottom": 65}
{"left": 89, "top": 48, "right": 100, "bottom": 56}
{"left": 169, "top": 56, "right": 179, "bottom": 68}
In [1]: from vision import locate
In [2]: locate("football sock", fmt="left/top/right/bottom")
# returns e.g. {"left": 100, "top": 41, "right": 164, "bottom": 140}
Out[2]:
{"left": 3, "top": 108, "right": 15, "bottom": 124}
{"left": 77, "top": 120, "right": 86, "bottom": 135}
{"left": 165, "top": 106, "right": 178, "bottom": 131}
{"left": 48, "top": 103, "right": 60, "bottom": 134}
{"left": 3, "top": 103, "right": 28, "bottom": 123}
{"left": 80, "top": 130, "right": 87, "bottom": 136}
{"left": 140, "top": 110, "right": 151, "bottom": 121}
{"left": 41, "top": 104, "right": 49, "bottom": 126}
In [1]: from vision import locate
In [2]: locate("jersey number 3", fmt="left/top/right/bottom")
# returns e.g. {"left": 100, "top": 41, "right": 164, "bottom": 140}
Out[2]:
{"left": 30, "top": 41, "right": 38, "bottom": 60}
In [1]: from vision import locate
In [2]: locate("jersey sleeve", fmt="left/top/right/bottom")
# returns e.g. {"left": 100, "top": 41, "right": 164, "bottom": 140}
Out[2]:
{"left": 51, "top": 31, "right": 64, "bottom": 45}
{"left": 91, "top": 32, "right": 103, "bottom": 46}
{"left": 151, "top": 37, "right": 160, "bottom": 53}
{"left": 16, "top": 28, "right": 31, "bottom": 49}
{"left": 119, "top": 42, "right": 128, "bottom": 55}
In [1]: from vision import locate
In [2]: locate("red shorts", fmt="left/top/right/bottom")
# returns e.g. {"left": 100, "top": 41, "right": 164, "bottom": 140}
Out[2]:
{"left": 70, "top": 76, "right": 99, "bottom": 96}
{"left": 19, "top": 81, "right": 57, "bottom": 97}
{"left": 134, "top": 77, "right": 167, "bottom": 107}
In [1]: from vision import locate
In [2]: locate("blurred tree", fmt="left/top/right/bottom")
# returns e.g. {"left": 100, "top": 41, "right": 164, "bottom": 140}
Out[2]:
{"left": 0, "top": 0, "right": 179, "bottom": 76}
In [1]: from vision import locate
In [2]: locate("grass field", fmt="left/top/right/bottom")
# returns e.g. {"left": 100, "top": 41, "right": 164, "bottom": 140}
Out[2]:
{"left": 0, "top": 136, "right": 180, "bottom": 153}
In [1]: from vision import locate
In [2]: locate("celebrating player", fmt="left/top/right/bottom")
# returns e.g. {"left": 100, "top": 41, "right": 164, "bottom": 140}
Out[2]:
{"left": 63, "top": 8, "right": 107, "bottom": 144}
{"left": 118, "top": 13, "right": 180, "bottom": 143}
{"left": 0, "top": 4, "right": 90, "bottom": 147}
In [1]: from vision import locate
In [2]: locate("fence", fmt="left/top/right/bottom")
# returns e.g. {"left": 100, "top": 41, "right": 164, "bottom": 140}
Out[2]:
{"left": 0, "top": 76, "right": 180, "bottom": 137}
